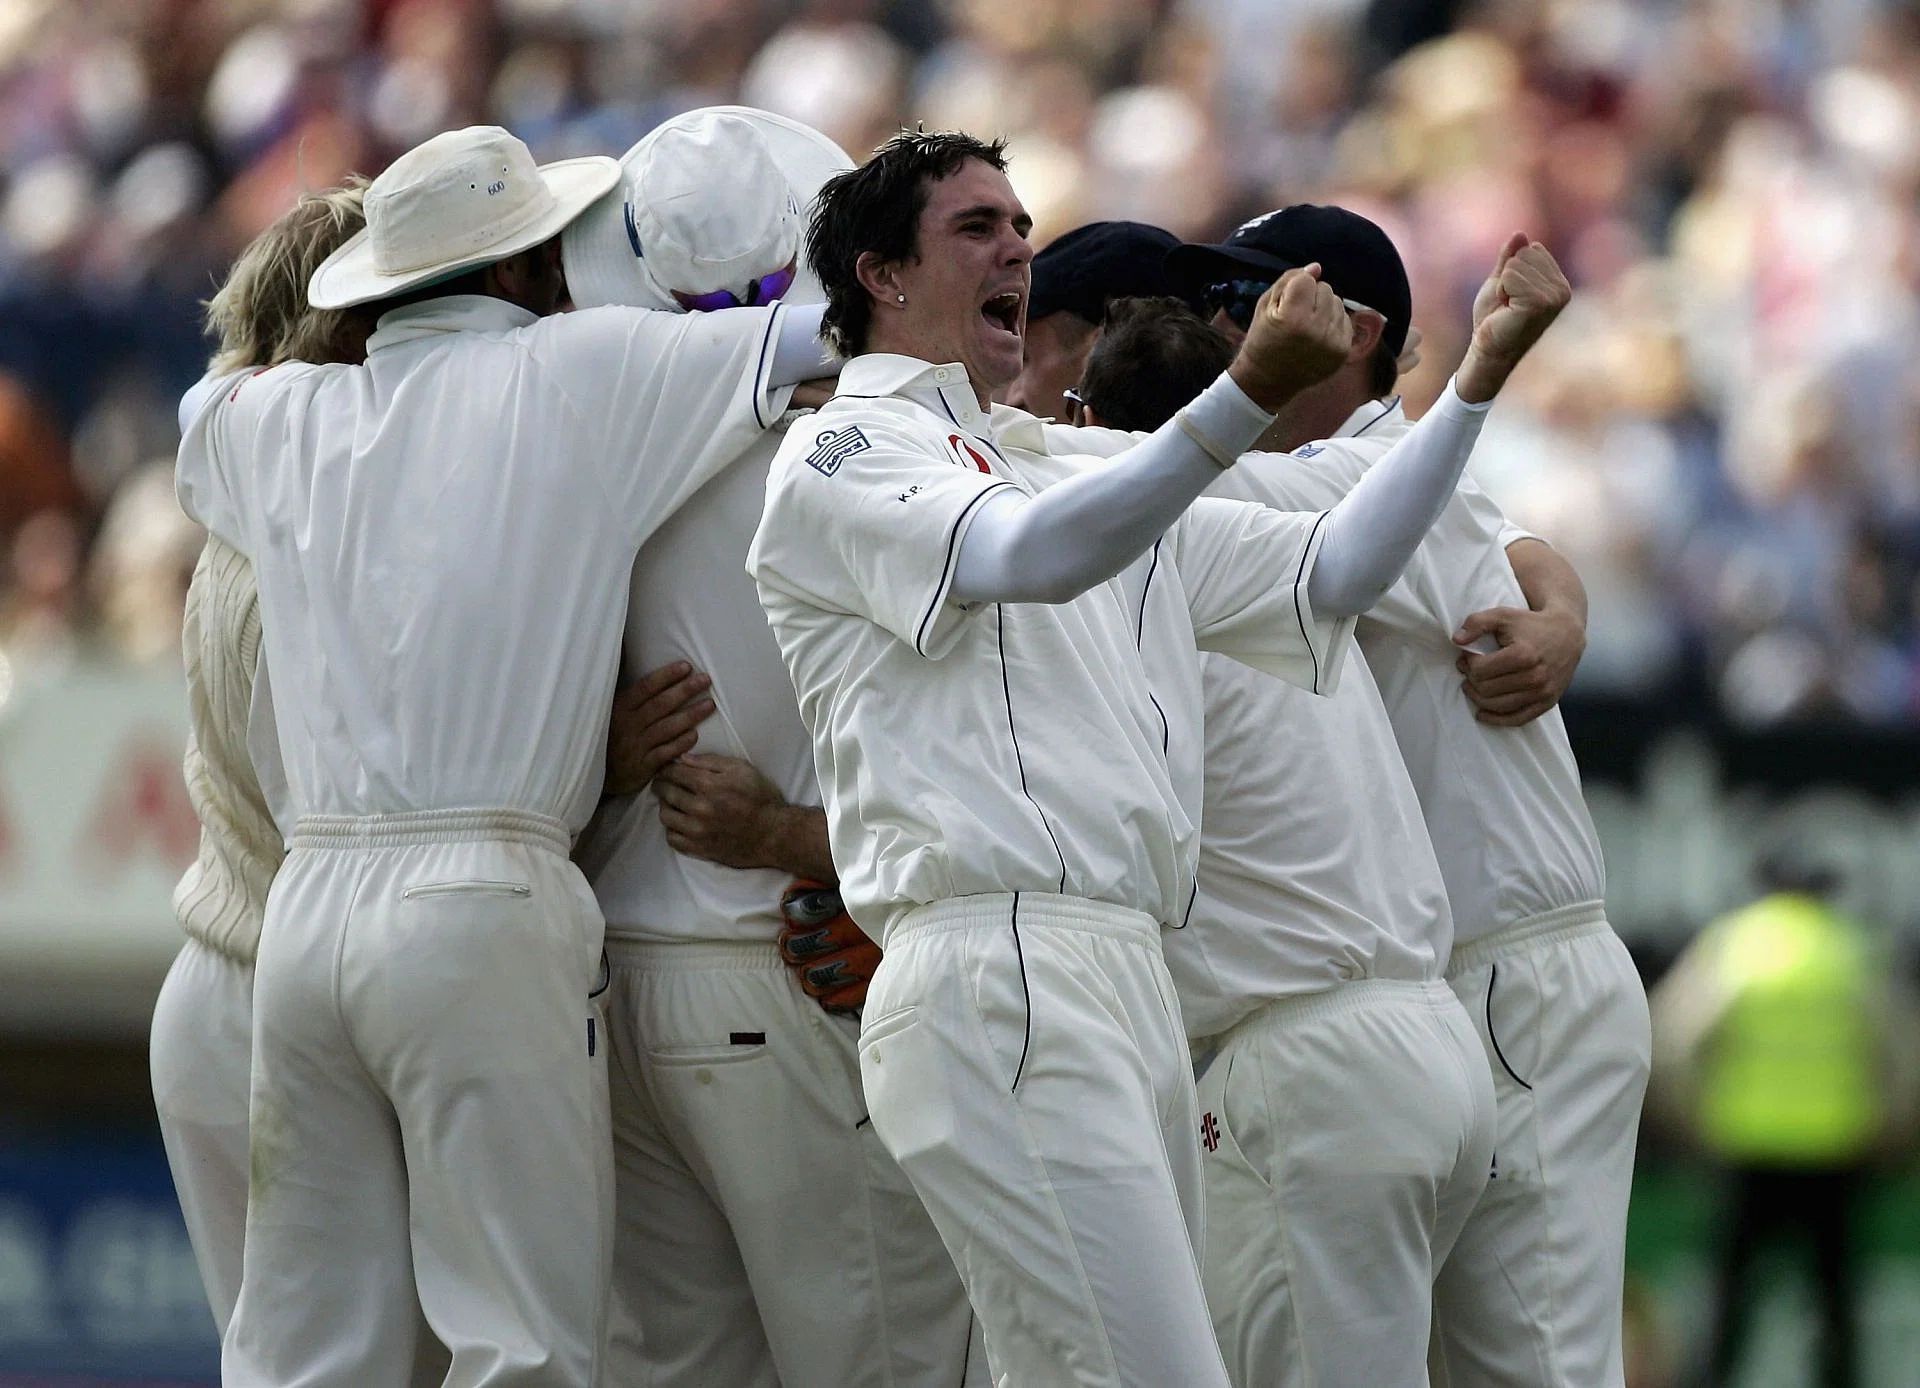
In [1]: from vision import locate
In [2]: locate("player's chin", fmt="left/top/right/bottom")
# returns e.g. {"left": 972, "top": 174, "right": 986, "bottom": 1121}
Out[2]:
{"left": 974, "top": 325, "right": 1025, "bottom": 386}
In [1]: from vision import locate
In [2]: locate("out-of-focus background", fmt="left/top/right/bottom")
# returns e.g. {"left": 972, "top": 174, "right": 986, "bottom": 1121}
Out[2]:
{"left": 0, "top": 0, "right": 1914, "bottom": 1383}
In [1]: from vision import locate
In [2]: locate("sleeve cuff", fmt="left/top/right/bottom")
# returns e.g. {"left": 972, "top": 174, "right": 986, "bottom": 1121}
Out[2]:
{"left": 1182, "top": 371, "right": 1278, "bottom": 465}
{"left": 1437, "top": 375, "right": 1493, "bottom": 417}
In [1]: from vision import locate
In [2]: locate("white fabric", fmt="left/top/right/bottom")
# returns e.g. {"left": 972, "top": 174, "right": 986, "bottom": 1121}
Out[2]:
{"left": 150, "top": 938, "right": 254, "bottom": 1332}
{"left": 309, "top": 126, "right": 617, "bottom": 309}
{"left": 173, "top": 537, "right": 284, "bottom": 963}
{"left": 1195, "top": 398, "right": 1607, "bottom": 945}
{"left": 1298, "top": 382, "right": 1491, "bottom": 613}
{"left": 857, "top": 893, "right": 1229, "bottom": 1388}
{"left": 150, "top": 938, "right": 453, "bottom": 1385}
{"left": 563, "top": 105, "right": 852, "bottom": 313}
{"left": 951, "top": 370, "right": 1274, "bottom": 604}
{"left": 225, "top": 813, "right": 610, "bottom": 1387}
{"left": 599, "top": 938, "right": 986, "bottom": 1387}
{"left": 1433, "top": 907, "right": 1651, "bottom": 1388}
{"left": 175, "top": 294, "right": 793, "bottom": 835}
{"left": 575, "top": 426, "right": 817, "bottom": 943}
{"left": 626, "top": 116, "right": 798, "bottom": 296}
{"left": 1197, "top": 980, "right": 1496, "bottom": 1388}
{"left": 748, "top": 353, "right": 1352, "bottom": 942}
{"left": 1167, "top": 647, "right": 1452, "bottom": 1040}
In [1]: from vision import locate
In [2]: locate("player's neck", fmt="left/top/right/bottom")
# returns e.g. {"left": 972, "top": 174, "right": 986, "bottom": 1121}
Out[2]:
{"left": 864, "top": 320, "right": 996, "bottom": 411}
{"left": 1259, "top": 374, "right": 1372, "bottom": 453}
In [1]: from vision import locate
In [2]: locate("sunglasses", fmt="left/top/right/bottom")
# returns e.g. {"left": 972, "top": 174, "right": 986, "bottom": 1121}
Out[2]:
{"left": 1203, "top": 278, "right": 1378, "bottom": 330}
{"left": 672, "top": 260, "right": 799, "bottom": 313}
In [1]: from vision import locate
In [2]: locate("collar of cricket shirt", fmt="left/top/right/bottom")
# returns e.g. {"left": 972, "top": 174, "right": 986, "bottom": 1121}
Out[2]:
{"left": 1332, "top": 394, "right": 1406, "bottom": 440}
{"left": 985, "top": 401, "right": 1053, "bottom": 455}
{"left": 834, "top": 353, "right": 994, "bottom": 439}
{"left": 366, "top": 294, "right": 541, "bottom": 354}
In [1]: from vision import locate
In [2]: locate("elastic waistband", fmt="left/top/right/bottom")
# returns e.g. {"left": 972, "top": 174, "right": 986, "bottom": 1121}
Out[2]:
{"left": 1446, "top": 900, "right": 1610, "bottom": 978}
{"left": 1226, "top": 979, "right": 1457, "bottom": 1042}
{"left": 889, "top": 892, "right": 1161, "bottom": 949}
{"left": 290, "top": 808, "right": 569, "bottom": 853}
{"left": 606, "top": 938, "right": 784, "bottom": 973}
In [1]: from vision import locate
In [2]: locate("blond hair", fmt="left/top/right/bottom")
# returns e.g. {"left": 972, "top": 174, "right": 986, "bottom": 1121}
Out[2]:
{"left": 205, "top": 176, "right": 371, "bottom": 375}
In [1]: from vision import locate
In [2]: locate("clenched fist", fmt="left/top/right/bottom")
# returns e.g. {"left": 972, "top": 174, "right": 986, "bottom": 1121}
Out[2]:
{"left": 1227, "top": 264, "right": 1355, "bottom": 412}
{"left": 1457, "top": 233, "right": 1573, "bottom": 403}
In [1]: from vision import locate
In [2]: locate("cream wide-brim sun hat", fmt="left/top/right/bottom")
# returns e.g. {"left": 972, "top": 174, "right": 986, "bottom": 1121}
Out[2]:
{"left": 563, "top": 106, "right": 855, "bottom": 313}
{"left": 308, "top": 125, "right": 620, "bottom": 310}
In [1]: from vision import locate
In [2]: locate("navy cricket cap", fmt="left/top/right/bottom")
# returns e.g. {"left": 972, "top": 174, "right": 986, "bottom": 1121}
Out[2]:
{"left": 1028, "top": 220, "right": 1185, "bottom": 325}
{"left": 1166, "top": 204, "right": 1412, "bottom": 354}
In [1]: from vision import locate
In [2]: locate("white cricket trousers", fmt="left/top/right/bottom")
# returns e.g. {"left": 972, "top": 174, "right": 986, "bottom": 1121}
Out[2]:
{"left": 222, "top": 809, "right": 613, "bottom": 1388}
{"left": 857, "top": 891, "right": 1230, "bottom": 1388}
{"left": 1196, "top": 979, "right": 1495, "bottom": 1388}
{"left": 151, "top": 938, "right": 453, "bottom": 1384}
{"left": 598, "top": 938, "right": 985, "bottom": 1388}
{"left": 151, "top": 938, "right": 254, "bottom": 1333}
{"left": 1432, "top": 903, "right": 1651, "bottom": 1388}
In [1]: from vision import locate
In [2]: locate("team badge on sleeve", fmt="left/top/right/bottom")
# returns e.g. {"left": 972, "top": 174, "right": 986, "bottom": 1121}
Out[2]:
{"left": 946, "top": 433, "right": 994, "bottom": 474}
{"left": 807, "top": 425, "right": 871, "bottom": 476}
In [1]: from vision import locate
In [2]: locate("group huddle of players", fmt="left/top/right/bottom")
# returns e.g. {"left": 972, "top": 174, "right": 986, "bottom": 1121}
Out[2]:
{"left": 152, "top": 105, "right": 1651, "bottom": 1388}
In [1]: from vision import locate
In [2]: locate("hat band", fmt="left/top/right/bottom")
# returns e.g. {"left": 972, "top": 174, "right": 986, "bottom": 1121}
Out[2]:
{"left": 371, "top": 179, "right": 560, "bottom": 277}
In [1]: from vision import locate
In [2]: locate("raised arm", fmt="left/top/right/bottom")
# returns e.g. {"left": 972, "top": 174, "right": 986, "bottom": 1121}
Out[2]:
{"left": 1303, "top": 235, "right": 1572, "bottom": 617}
{"left": 950, "top": 267, "right": 1353, "bottom": 604}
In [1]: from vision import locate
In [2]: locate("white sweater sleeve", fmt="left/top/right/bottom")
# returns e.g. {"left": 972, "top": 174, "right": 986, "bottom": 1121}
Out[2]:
{"left": 951, "top": 371, "right": 1274, "bottom": 604}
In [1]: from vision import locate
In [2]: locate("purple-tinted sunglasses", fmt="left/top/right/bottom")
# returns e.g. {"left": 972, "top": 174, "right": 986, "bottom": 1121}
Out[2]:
{"left": 672, "top": 260, "right": 798, "bottom": 313}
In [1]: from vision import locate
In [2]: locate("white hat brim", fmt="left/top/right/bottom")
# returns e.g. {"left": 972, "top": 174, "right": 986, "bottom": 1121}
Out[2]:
{"left": 308, "top": 155, "right": 621, "bottom": 311}
{"left": 563, "top": 107, "right": 853, "bottom": 313}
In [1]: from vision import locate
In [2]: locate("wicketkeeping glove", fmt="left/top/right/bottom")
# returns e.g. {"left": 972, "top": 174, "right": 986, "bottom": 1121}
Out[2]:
{"left": 778, "top": 880, "right": 882, "bottom": 1015}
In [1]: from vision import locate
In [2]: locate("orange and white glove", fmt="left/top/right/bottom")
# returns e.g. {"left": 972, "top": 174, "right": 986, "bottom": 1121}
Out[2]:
{"left": 778, "top": 880, "right": 881, "bottom": 1015}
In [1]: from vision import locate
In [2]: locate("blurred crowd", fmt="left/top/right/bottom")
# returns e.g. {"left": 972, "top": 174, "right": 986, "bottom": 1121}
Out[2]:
{"left": 1, "top": 0, "right": 1916, "bottom": 724}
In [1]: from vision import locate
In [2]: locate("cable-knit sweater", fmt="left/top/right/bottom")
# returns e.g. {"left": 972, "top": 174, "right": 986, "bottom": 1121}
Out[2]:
{"left": 170, "top": 536, "right": 283, "bottom": 964}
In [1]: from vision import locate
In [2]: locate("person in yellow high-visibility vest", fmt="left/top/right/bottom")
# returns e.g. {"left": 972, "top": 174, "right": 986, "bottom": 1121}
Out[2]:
{"left": 1651, "top": 855, "right": 1920, "bottom": 1388}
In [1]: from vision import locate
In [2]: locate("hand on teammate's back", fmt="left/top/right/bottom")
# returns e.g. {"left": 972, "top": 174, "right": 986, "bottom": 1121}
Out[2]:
{"left": 1226, "top": 264, "right": 1354, "bottom": 412}
{"left": 1453, "top": 603, "right": 1586, "bottom": 726}
{"left": 1456, "top": 234, "right": 1572, "bottom": 402}
{"left": 655, "top": 753, "right": 808, "bottom": 872}
{"left": 605, "top": 661, "right": 715, "bottom": 795}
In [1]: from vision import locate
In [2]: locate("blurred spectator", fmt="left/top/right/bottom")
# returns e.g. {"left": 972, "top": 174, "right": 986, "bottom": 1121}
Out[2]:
{"left": 0, "top": 0, "right": 1914, "bottom": 722}
{"left": 1649, "top": 852, "right": 1920, "bottom": 1387}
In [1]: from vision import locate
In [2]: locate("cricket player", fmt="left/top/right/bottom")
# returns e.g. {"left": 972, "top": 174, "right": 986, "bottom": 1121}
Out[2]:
{"left": 152, "top": 179, "right": 456, "bottom": 1384}
{"left": 560, "top": 106, "right": 982, "bottom": 1388}
{"left": 748, "top": 128, "right": 1553, "bottom": 1388}
{"left": 1165, "top": 206, "right": 1652, "bottom": 1388}
{"left": 152, "top": 179, "right": 360, "bottom": 1336}
{"left": 172, "top": 124, "right": 838, "bottom": 1385}
{"left": 1057, "top": 289, "right": 1505, "bottom": 1387}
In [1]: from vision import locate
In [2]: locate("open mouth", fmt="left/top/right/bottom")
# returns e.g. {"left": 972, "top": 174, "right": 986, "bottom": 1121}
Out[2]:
{"left": 981, "top": 291, "right": 1022, "bottom": 337}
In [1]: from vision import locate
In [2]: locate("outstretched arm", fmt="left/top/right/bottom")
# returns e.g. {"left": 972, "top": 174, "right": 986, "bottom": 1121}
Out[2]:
{"left": 1304, "top": 235, "right": 1573, "bottom": 617}
{"left": 951, "top": 267, "right": 1354, "bottom": 604}
{"left": 768, "top": 302, "right": 840, "bottom": 386}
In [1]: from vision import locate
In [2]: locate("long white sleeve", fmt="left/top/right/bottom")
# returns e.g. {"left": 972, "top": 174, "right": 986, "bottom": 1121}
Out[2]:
{"left": 1303, "top": 379, "right": 1491, "bottom": 616}
{"left": 951, "top": 371, "right": 1274, "bottom": 604}
{"left": 769, "top": 302, "right": 838, "bottom": 384}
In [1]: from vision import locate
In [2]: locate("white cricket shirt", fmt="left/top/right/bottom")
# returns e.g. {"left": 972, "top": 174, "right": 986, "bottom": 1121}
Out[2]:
{"left": 748, "top": 354, "right": 1354, "bottom": 943}
{"left": 1203, "top": 400, "right": 1607, "bottom": 942}
{"left": 175, "top": 295, "right": 791, "bottom": 832}
{"left": 573, "top": 419, "right": 821, "bottom": 942}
